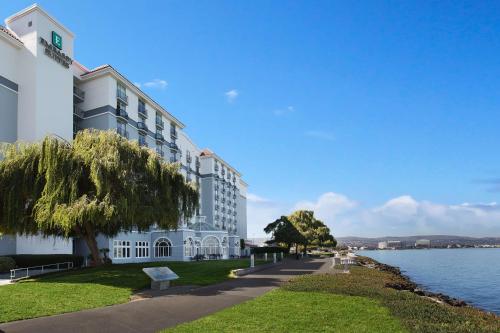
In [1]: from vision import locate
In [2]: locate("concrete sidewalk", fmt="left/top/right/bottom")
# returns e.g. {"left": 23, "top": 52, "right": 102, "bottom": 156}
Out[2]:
{"left": 0, "top": 258, "right": 331, "bottom": 333}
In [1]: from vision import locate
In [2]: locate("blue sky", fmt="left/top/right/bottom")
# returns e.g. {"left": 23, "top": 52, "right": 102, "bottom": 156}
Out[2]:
{"left": 3, "top": 1, "right": 500, "bottom": 237}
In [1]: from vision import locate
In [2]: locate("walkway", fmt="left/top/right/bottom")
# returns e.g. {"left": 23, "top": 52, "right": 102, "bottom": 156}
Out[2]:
{"left": 0, "top": 257, "right": 331, "bottom": 333}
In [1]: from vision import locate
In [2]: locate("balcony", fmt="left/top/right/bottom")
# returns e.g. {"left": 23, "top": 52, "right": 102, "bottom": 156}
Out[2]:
{"left": 138, "top": 137, "right": 148, "bottom": 147}
{"left": 117, "top": 90, "right": 128, "bottom": 105}
{"left": 73, "top": 105, "right": 85, "bottom": 119}
{"left": 73, "top": 86, "right": 85, "bottom": 104}
{"left": 156, "top": 116, "right": 164, "bottom": 129}
{"left": 137, "top": 121, "right": 148, "bottom": 133}
{"left": 155, "top": 132, "right": 164, "bottom": 142}
{"left": 170, "top": 156, "right": 177, "bottom": 163}
{"left": 116, "top": 127, "right": 129, "bottom": 139}
{"left": 116, "top": 108, "right": 128, "bottom": 120}
{"left": 186, "top": 155, "right": 192, "bottom": 164}
{"left": 138, "top": 105, "right": 148, "bottom": 118}
{"left": 169, "top": 142, "right": 179, "bottom": 151}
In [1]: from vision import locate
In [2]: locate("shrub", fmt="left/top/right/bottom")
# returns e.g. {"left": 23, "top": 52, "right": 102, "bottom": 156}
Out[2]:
{"left": 0, "top": 257, "right": 16, "bottom": 273}
{"left": 9, "top": 255, "right": 84, "bottom": 268}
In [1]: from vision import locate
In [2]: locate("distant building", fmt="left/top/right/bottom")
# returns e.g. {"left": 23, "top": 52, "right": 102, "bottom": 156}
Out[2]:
{"left": 378, "top": 241, "right": 388, "bottom": 249}
{"left": 415, "top": 239, "right": 431, "bottom": 248}
{"left": 387, "top": 240, "right": 403, "bottom": 249}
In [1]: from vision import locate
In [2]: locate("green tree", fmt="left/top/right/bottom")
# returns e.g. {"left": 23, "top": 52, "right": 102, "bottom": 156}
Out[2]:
{"left": 264, "top": 216, "right": 307, "bottom": 253}
{"left": 0, "top": 130, "right": 199, "bottom": 265}
{"left": 288, "top": 210, "right": 336, "bottom": 253}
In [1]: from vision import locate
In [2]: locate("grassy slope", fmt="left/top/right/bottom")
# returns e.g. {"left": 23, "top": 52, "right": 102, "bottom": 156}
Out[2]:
{"left": 165, "top": 289, "right": 406, "bottom": 333}
{"left": 0, "top": 259, "right": 259, "bottom": 323}
{"left": 283, "top": 266, "right": 500, "bottom": 333}
{"left": 164, "top": 265, "right": 500, "bottom": 333}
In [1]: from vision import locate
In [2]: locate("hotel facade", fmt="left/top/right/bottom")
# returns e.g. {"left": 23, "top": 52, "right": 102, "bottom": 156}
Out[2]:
{"left": 0, "top": 4, "right": 248, "bottom": 263}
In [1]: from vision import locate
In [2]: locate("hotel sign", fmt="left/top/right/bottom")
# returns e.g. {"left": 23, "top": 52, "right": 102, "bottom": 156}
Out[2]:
{"left": 39, "top": 31, "right": 72, "bottom": 68}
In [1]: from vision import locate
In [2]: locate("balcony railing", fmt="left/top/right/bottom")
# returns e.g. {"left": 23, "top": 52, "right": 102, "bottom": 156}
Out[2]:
{"left": 138, "top": 105, "right": 148, "bottom": 118}
{"left": 117, "top": 90, "right": 128, "bottom": 104}
{"left": 73, "top": 86, "right": 85, "bottom": 103}
{"left": 155, "top": 132, "right": 164, "bottom": 141}
{"left": 137, "top": 122, "right": 148, "bottom": 133}
{"left": 117, "top": 128, "right": 129, "bottom": 139}
{"left": 116, "top": 108, "right": 129, "bottom": 120}
{"left": 156, "top": 149, "right": 165, "bottom": 157}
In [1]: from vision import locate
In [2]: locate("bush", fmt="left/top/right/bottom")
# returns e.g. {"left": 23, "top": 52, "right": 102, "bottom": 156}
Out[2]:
{"left": 251, "top": 246, "right": 287, "bottom": 255}
{"left": 0, "top": 256, "right": 16, "bottom": 273}
{"left": 9, "top": 255, "right": 84, "bottom": 268}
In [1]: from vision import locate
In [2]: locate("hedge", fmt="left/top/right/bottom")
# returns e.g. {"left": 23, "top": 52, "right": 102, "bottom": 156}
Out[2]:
{"left": 8, "top": 254, "right": 84, "bottom": 268}
{"left": 0, "top": 257, "right": 16, "bottom": 273}
{"left": 251, "top": 246, "right": 288, "bottom": 255}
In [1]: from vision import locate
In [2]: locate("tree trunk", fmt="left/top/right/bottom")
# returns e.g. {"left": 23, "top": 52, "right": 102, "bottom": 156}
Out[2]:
{"left": 77, "top": 223, "right": 103, "bottom": 266}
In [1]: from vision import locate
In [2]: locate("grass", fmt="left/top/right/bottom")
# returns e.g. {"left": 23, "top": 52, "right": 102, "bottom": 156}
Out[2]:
{"left": 164, "top": 289, "right": 406, "bottom": 333}
{"left": 282, "top": 266, "right": 500, "bottom": 333}
{"left": 164, "top": 265, "right": 500, "bottom": 333}
{"left": 0, "top": 258, "right": 261, "bottom": 323}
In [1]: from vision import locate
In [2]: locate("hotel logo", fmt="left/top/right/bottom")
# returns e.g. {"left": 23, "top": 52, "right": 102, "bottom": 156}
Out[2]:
{"left": 52, "top": 31, "right": 62, "bottom": 50}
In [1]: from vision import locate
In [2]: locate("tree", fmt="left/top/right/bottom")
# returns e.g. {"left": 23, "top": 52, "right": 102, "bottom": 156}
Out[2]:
{"left": 0, "top": 129, "right": 199, "bottom": 265}
{"left": 288, "top": 210, "right": 336, "bottom": 253}
{"left": 264, "top": 216, "right": 307, "bottom": 253}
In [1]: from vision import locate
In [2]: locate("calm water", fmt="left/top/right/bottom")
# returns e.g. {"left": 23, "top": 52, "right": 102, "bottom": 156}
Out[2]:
{"left": 358, "top": 248, "right": 500, "bottom": 314}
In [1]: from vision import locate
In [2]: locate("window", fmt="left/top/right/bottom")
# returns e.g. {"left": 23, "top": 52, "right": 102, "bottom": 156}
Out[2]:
{"left": 202, "top": 236, "right": 220, "bottom": 255}
{"left": 154, "top": 237, "right": 172, "bottom": 257}
{"left": 135, "top": 241, "right": 150, "bottom": 258}
{"left": 113, "top": 240, "right": 131, "bottom": 259}
{"left": 184, "top": 238, "right": 195, "bottom": 257}
{"left": 117, "top": 83, "right": 127, "bottom": 101}
{"left": 139, "top": 134, "right": 147, "bottom": 147}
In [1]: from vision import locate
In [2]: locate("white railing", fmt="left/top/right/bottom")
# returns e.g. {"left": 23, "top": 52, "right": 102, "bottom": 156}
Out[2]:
{"left": 10, "top": 261, "right": 74, "bottom": 281}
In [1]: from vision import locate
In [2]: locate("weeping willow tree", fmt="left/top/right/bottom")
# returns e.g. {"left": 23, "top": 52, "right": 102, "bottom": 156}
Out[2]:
{"left": 0, "top": 129, "right": 199, "bottom": 265}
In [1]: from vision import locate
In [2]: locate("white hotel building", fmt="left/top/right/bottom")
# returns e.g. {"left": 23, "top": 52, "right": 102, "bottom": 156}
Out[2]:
{"left": 0, "top": 4, "right": 248, "bottom": 262}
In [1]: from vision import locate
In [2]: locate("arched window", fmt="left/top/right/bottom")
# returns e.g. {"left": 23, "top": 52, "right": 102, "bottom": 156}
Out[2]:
{"left": 154, "top": 238, "right": 172, "bottom": 258}
{"left": 202, "top": 236, "right": 220, "bottom": 255}
{"left": 184, "top": 238, "right": 195, "bottom": 257}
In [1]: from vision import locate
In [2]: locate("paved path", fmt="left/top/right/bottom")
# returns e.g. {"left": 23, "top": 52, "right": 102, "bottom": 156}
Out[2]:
{"left": 0, "top": 258, "right": 331, "bottom": 333}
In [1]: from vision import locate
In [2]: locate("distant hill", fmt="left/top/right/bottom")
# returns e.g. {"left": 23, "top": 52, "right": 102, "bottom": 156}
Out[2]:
{"left": 338, "top": 235, "right": 500, "bottom": 248}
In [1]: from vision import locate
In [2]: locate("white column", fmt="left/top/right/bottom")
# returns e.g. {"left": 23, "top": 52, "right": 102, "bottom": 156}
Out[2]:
{"left": 273, "top": 253, "right": 277, "bottom": 263}
{"left": 250, "top": 254, "right": 255, "bottom": 268}
{"left": 264, "top": 253, "right": 268, "bottom": 261}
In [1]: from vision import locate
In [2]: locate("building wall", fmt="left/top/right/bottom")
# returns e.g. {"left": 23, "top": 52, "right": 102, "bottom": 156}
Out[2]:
{"left": 0, "top": 235, "right": 16, "bottom": 255}
{"left": 7, "top": 7, "right": 74, "bottom": 142}
{"left": 16, "top": 235, "right": 73, "bottom": 254}
{"left": 0, "top": 80, "right": 18, "bottom": 143}
{"left": 236, "top": 192, "right": 248, "bottom": 239}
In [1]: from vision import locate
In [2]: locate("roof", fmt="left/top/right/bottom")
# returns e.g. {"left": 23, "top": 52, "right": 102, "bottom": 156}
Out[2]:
{"left": 80, "top": 64, "right": 185, "bottom": 129}
{"left": 200, "top": 149, "right": 242, "bottom": 177}
{"left": 190, "top": 222, "right": 219, "bottom": 231}
{"left": 0, "top": 25, "right": 23, "bottom": 48}
{"left": 5, "top": 4, "right": 74, "bottom": 38}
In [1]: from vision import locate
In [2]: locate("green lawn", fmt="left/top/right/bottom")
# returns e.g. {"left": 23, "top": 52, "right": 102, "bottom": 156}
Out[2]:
{"left": 164, "top": 289, "right": 405, "bottom": 333}
{"left": 164, "top": 265, "right": 500, "bottom": 333}
{"left": 0, "top": 259, "right": 259, "bottom": 323}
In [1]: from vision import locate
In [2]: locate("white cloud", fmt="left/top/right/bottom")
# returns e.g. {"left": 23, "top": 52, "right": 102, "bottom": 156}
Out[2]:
{"left": 225, "top": 89, "right": 239, "bottom": 103}
{"left": 143, "top": 79, "right": 168, "bottom": 89}
{"left": 246, "top": 192, "right": 500, "bottom": 238}
{"left": 304, "top": 130, "right": 335, "bottom": 141}
{"left": 273, "top": 106, "right": 295, "bottom": 116}
{"left": 134, "top": 79, "right": 168, "bottom": 90}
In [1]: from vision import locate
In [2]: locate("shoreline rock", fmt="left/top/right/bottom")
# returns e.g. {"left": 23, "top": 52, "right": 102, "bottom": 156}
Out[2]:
{"left": 356, "top": 256, "right": 468, "bottom": 308}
